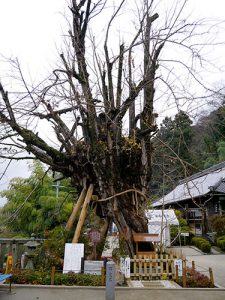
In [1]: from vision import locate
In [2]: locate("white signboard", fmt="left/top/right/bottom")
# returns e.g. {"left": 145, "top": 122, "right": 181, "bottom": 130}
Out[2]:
{"left": 181, "top": 232, "right": 189, "bottom": 237}
{"left": 63, "top": 243, "right": 84, "bottom": 274}
{"left": 120, "top": 257, "right": 125, "bottom": 275}
{"left": 119, "top": 257, "right": 130, "bottom": 278}
{"left": 174, "top": 259, "right": 183, "bottom": 277}
{"left": 124, "top": 257, "right": 130, "bottom": 279}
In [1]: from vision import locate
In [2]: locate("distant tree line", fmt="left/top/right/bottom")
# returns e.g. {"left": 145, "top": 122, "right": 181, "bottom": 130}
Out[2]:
{"left": 151, "top": 103, "right": 225, "bottom": 198}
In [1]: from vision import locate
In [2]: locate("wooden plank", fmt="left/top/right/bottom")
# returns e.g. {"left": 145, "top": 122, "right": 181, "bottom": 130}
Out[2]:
{"left": 160, "top": 254, "right": 163, "bottom": 278}
{"left": 166, "top": 254, "right": 169, "bottom": 276}
{"left": 149, "top": 255, "right": 152, "bottom": 280}
{"left": 144, "top": 255, "right": 147, "bottom": 278}
{"left": 134, "top": 255, "right": 137, "bottom": 278}
{"left": 138, "top": 255, "right": 142, "bottom": 279}
{"left": 155, "top": 253, "right": 158, "bottom": 278}
{"left": 183, "top": 267, "right": 187, "bottom": 287}
{"left": 130, "top": 255, "right": 181, "bottom": 280}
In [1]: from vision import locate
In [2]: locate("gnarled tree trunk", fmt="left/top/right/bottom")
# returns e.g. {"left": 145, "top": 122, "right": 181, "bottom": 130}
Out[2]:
{"left": 0, "top": 1, "right": 175, "bottom": 256}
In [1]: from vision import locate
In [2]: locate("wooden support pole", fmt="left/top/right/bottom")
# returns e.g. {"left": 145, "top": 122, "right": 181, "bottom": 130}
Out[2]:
{"left": 65, "top": 187, "right": 87, "bottom": 231}
{"left": 209, "top": 267, "right": 214, "bottom": 286}
{"left": 72, "top": 184, "right": 94, "bottom": 243}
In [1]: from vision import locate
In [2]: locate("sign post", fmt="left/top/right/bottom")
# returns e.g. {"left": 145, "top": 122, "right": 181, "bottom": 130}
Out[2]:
{"left": 174, "top": 259, "right": 183, "bottom": 277}
{"left": 181, "top": 232, "right": 189, "bottom": 246}
{"left": 89, "top": 230, "right": 101, "bottom": 260}
{"left": 106, "top": 261, "right": 115, "bottom": 300}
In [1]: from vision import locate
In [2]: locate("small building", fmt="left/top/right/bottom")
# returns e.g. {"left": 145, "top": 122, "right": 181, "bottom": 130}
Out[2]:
{"left": 133, "top": 233, "right": 160, "bottom": 256}
{"left": 152, "top": 161, "right": 225, "bottom": 235}
{"left": 146, "top": 209, "right": 179, "bottom": 247}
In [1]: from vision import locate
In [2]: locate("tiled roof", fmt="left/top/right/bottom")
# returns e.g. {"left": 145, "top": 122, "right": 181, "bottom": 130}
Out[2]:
{"left": 153, "top": 161, "right": 225, "bottom": 207}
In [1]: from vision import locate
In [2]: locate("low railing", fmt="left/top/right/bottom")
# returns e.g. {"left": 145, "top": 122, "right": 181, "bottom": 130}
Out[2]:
{"left": 130, "top": 254, "right": 184, "bottom": 280}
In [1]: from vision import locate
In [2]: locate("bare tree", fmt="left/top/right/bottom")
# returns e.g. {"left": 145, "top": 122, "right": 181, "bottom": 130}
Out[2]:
{"left": 0, "top": 0, "right": 222, "bottom": 255}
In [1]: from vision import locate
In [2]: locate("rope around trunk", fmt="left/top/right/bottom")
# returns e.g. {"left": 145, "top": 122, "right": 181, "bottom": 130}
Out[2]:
{"left": 96, "top": 188, "right": 148, "bottom": 202}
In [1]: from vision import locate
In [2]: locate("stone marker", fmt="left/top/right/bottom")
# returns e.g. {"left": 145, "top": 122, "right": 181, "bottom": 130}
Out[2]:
{"left": 106, "top": 261, "right": 115, "bottom": 300}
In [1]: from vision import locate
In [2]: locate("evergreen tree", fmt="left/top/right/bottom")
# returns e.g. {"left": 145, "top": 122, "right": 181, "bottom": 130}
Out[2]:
{"left": 152, "top": 111, "right": 195, "bottom": 196}
{"left": 0, "top": 162, "right": 76, "bottom": 237}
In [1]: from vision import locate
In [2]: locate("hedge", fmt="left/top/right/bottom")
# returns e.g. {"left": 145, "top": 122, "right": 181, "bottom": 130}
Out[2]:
{"left": 191, "top": 237, "right": 211, "bottom": 253}
{"left": 11, "top": 270, "right": 102, "bottom": 286}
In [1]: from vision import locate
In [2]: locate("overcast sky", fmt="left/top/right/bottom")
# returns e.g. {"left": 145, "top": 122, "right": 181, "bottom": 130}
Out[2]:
{"left": 1, "top": 0, "right": 225, "bottom": 205}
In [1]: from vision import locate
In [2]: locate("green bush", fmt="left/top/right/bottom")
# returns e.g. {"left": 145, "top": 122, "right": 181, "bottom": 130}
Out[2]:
{"left": 11, "top": 270, "right": 102, "bottom": 286}
{"left": 191, "top": 237, "right": 211, "bottom": 253}
{"left": 209, "top": 215, "right": 225, "bottom": 237}
{"left": 217, "top": 235, "right": 225, "bottom": 250}
{"left": 170, "top": 210, "right": 191, "bottom": 245}
{"left": 200, "top": 242, "right": 211, "bottom": 253}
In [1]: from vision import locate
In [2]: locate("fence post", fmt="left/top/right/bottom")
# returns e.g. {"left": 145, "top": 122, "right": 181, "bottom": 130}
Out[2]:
{"left": 209, "top": 267, "right": 214, "bottom": 286}
{"left": 192, "top": 261, "right": 195, "bottom": 272}
{"left": 175, "top": 265, "right": 178, "bottom": 282}
{"left": 51, "top": 266, "right": 55, "bottom": 285}
{"left": 182, "top": 267, "right": 187, "bottom": 287}
{"left": 101, "top": 266, "right": 106, "bottom": 286}
{"left": 106, "top": 261, "right": 115, "bottom": 300}
{"left": 81, "top": 257, "right": 84, "bottom": 274}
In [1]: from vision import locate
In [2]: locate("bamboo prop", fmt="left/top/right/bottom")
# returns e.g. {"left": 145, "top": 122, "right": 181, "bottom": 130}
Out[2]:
{"left": 65, "top": 187, "right": 87, "bottom": 231}
{"left": 72, "top": 184, "right": 94, "bottom": 243}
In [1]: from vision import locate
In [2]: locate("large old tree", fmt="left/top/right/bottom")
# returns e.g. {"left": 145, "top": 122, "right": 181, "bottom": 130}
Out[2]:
{"left": 0, "top": 0, "right": 220, "bottom": 255}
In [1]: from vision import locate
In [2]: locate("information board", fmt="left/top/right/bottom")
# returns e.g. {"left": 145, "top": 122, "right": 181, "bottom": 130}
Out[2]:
{"left": 84, "top": 260, "right": 103, "bottom": 275}
{"left": 63, "top": 243, "right": 84, "bottom": 274}
{"left": 174, "top": 259, "right": 183, "bottom": 277}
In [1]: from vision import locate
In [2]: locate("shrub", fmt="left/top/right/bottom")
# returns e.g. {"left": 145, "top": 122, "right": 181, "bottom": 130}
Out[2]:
{"left": 217, "top": 235, "right": 225, "bottom": 250}
{"left": 11, "top": 270, "right": 102, "bottom": 286}
{"left": 209, "top": 215, "right": 225, "bottom": 237}
{"left": 176, "top": 267, "right": 214, "bottom": 288}
{"left": 191, "top": 237, "right": 211, "bottom": 253}
{"left": 170, "top": 210, "right": 191, "bottom": 245}
{"left": 200, "top": 242, "right": 211, "bottom": 253}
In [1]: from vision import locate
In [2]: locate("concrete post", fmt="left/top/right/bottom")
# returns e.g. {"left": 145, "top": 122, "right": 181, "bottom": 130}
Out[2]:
{"left": 106, "top": 261, "right": 115, "bottom": 300}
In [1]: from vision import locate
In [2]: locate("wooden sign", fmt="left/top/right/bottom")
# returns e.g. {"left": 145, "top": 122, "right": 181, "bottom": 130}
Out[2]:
{"left": 89, "top": 230, "right": 101, "bottom": 243}
{"left": 124, "top": 257, "right": 130, "bottom": 279}
{"left": 120, "top": 257, "right": 130, "bottom": 278}
{"left": 174, "top": 259, "right": 183, "bottom": 277}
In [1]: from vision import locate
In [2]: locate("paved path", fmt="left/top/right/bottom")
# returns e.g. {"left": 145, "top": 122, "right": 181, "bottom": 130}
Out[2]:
{"left": 170, "top": 246, "right": 225, "bottom": 288}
